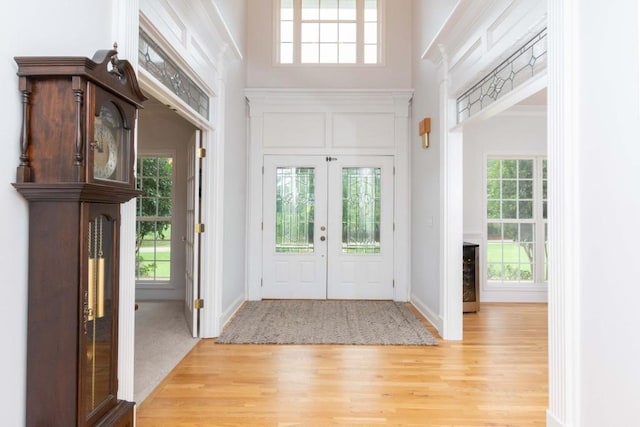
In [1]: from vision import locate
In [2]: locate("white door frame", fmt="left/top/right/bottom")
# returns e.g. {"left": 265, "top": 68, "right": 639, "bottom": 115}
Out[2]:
{"left": 112, "top": 0, "right": 225, "bottom": 401}
{"left": 245, "top": 89, "right": 413, "bottom": 303}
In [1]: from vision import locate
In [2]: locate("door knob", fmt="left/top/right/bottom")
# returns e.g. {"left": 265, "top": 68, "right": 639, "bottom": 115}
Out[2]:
{"left": 320, "top": 226, "right": 326, "bottom": 231}
{"left": 320, "top": 236, "right": 326, "bottom": 241}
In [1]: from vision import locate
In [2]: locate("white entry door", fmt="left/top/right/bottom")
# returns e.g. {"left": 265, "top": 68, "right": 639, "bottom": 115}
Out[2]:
{"left": 262, "top": 155, "right": 394, "bottom": 300}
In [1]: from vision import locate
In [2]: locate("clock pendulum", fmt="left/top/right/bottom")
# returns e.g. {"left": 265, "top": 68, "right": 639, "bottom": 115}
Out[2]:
{"left": 87, "top": 217, "right": 105, "bottom": 322}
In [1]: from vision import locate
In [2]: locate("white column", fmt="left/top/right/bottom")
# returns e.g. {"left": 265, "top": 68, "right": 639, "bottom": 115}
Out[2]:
{"left": 112, "top": 0, "right": 140, "bottom": 403}
{"left": 393, "top": 92, "right": 412, "bottom": 302}
{"left": 245, "top": 95, "right": 265, "bottom": 301}
{"left": 201, "top": 76, "right": 226, "bottom": 338}
{"left": 547, "top": 0, "right": 579, "bottom": 425}
{"left": 439, "top": 48, "right": 463, "bottom": 341}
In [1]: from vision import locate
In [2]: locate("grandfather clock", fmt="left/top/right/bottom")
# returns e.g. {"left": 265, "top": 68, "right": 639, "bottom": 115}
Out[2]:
{"left": 13, "top": 46, "right": 146, "bottom": 426}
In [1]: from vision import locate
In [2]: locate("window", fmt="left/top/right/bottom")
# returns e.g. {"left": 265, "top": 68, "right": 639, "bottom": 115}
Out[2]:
{"left": 486, "top": 157, "right": 547, "bottom": 284}
{"left": 278, "top": 0, "right": 380, "bottom": 65}
{"left": 275, "top": 167, "right": 316, "bottom": 253}
{"left": 136, "top": 156, "right": 174, "bottom": 281}
{"left": 342, "top": 167, "right": 381, "bottom": 253}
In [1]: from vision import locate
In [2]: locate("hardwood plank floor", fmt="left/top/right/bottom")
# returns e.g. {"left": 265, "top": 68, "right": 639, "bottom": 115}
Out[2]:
{"left": 136, "top": 303, "right": 547, "bottom": 426}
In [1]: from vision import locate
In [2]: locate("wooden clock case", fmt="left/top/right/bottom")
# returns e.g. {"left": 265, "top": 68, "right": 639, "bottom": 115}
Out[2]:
{"left": 13, "top": 47, "right": 146, "bottom": 426}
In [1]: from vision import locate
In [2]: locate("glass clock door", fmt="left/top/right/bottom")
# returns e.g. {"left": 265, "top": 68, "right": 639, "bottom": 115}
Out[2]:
{"left": 83, "top": 204, "right": 119, "bottom": 423}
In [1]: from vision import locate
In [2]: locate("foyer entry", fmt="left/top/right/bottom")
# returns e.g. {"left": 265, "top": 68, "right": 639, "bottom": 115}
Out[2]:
{"left": 262, "top": 155, "right": 394, "bottom": 300}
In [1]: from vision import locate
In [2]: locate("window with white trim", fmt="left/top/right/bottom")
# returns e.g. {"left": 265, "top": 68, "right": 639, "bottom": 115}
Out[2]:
{"left": 136, "top": 155, "right": 174, "bottom": 282}
{"left": 486, "top": 157, "right": 548, "bottom": 284}
{"left": 278, "top": 0, "right": 381, "bottom": 65}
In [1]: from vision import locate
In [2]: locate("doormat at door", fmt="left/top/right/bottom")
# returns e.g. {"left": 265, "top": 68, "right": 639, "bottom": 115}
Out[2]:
{"left": 216, "top": 300, "right": 438, "bottom": 345}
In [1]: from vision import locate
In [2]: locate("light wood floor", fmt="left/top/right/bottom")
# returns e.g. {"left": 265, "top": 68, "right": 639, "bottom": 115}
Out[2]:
{"left": 136, "top": 303, "right": 548, "bottom": 426}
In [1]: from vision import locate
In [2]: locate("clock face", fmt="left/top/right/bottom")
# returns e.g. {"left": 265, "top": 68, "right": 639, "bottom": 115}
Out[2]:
{"left": 93, "top": 103, "right": 127, "bottom": 182}
{"left": 93, "top": 119, "right": 118, "bottom": 179}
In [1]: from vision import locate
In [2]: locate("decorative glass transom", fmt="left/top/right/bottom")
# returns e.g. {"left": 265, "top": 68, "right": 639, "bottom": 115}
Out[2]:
{"left": 342, "top": 167, "right": 381, "bottom": 253}
{"left": 456, "top": 27, "right": 547, "bottom": 123}
{"left": 138, "top": 29, "right": 210, "bottom": 120}
{"left": 275, "top": 167, "right": 316, "bottom": 253}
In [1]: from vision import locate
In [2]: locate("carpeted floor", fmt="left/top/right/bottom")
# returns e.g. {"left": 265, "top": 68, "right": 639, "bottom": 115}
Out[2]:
{"left": 217, "top": 300, "right": 438, "bottom": 345}
{"left": 134, "top": 301, "right": 199, "bottom": 403}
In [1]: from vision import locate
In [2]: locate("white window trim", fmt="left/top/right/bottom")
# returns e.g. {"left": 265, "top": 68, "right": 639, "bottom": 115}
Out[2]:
{"left": 135, "top": 149, "right": 177, "bottom": 289}
{"left": 483, "top": 154, "right": 548, "bottom": 292}
{"left": 273, "top": 0, "right": 385, "bottom": 66}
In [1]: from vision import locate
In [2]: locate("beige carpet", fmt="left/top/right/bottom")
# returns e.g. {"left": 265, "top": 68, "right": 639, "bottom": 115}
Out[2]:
{"left": 134, "top": 300, "right": 199, "bottom": 403}
{"left": 217, "top": 300, "right": 438, "bottom": 345}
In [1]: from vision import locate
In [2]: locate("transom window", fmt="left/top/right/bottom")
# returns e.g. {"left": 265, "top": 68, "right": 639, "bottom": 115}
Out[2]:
{"left": 136, "top": 155, "right": 174, "bottom": 281}
{"left": 278, "top": 0, "right": 381, "bottom": 65}
{"left": 486, "top": 157, "right": 548, "bottom": 284}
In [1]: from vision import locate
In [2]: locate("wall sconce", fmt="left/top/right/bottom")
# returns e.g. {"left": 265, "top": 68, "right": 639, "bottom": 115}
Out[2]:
{"left": 419, "top": 117, "right": 431, "bottom": 149}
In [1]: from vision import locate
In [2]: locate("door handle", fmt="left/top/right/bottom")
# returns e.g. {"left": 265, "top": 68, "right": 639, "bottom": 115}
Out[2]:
{"left": 320, "top": 236, "right": 326, "bottom": 241}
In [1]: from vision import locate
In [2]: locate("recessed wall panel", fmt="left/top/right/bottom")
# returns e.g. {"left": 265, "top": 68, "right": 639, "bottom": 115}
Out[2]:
{"left": 263, "top": 113, "right": 326, "bottom": 148}
{"left": 332, "top": 113, "right": 395, "bottom": 148}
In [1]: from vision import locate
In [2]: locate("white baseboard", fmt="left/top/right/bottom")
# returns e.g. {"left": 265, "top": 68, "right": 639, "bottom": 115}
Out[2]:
{"left": 410, "top": 294, "right": 443, "bottom": 337}
{"left": 217, "top": 295, "right": 245, "bottom": 337}
{"left": 481, "top": 288, "right": 548, "bottom": 303}
{"left": 546, "top": 409, "right": 564, "bottom": 427}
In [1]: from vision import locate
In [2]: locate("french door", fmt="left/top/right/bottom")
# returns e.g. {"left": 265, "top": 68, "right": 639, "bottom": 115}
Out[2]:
{"left": 185, "top": 130, "right": 202, "bottom": 337}
{"left": 262, "top": 155, "right": 394, "bottom": 299}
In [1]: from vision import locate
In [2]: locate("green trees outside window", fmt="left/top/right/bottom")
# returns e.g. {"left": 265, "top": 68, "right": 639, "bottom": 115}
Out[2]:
{"left": 486, "top": 157, "right": 547, "bottom": 283}
{"left": 136, "top": 156, "right": 173, "bottom": 280}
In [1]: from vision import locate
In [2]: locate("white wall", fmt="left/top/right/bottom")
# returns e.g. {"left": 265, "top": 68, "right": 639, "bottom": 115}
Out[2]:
{"left": 137, "top": 103, "right": 198, "bottom": 300}
{"left": 246, "top": 0, "right": 412, "bottom": 89}
{"left": 205, "top": 0, "right": 249, "bottom": 326}
{"left": 410, "top": 0, "right": 458, "bottom": 332}
{"left": 573, "top": 1, "right": 640, "bottom": 424}
{"left": 220, "top": 55, "right": 248, "bottom": 318}
{"left": 213, "top": 0, "right": 247, "bottom": 54}
{"left": 0, "top": 1, "right": 116, "bottom": 424}
{"left": 462, "top": 109, "right": 547, "bottom": 302}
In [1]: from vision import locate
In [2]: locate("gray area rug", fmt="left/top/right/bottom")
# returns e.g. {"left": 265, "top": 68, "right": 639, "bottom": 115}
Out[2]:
{"left": 217, "top": 300, "right": 438, "bottom": 345}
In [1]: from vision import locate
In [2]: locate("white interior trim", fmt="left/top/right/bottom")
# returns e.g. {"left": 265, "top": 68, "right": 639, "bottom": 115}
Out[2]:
{"left": 451, "top": 72, "right": 547, "bottom": 131}
{"left": 547, "top": 0, "right": 580, "bottom": 424}
{"left": 136, "top": 7, "right": 225, "bottom": 340}
{"left": 411, "top": 294, "right": 443, "bottom": 336}
{"left": 112, "top": 0, "right": 140, "bottom": 404}
{"left": 440, "top": 80, "right": 464, "bottom": 340}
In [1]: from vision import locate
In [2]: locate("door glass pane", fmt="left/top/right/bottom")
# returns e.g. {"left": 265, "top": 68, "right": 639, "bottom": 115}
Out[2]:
{"left": 85, "top": 215, "right": 114, "bottom": 417}
{"left": 276, "top": 167, "right": 315, "bottom": 253}
{"left": 342, "top": 167, "right": 381, "bottom": 253}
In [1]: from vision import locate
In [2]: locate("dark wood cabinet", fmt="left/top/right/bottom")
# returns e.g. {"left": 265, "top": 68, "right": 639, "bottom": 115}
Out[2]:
{"left": 463, "top": 242, "right": 480, "bottom": 312}
{"left": 13, "top": 47, "right": 145, "bottom": 426}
